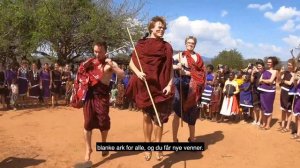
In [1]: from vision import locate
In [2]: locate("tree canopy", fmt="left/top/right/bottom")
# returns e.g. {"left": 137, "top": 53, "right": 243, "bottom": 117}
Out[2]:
{"left": 0, "top": 0, "right": 145, "bottom": 66}
{"left": 211, "top": 49, "right": 244, "bottom": 70}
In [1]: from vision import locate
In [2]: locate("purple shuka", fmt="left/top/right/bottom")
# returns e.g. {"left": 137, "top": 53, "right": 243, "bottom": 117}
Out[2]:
{"left": 257, "top": 70, "right": 276, "bottom": 115}
{"left": 292, "top": 82, "right": 300, "bottom": 116}
{"left": 240, "top": 82, "right": 253, "bottom": 108}
{"left": 5, "top": 69, "right": 17, "bottom": 86}
{"left": 40, "top": 70, "right": 51, "bottom": 98}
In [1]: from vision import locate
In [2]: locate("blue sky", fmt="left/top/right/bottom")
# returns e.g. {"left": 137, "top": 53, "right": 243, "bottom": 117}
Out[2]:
{"left": 140, "top": 0, "right": 300, "bottom": 60}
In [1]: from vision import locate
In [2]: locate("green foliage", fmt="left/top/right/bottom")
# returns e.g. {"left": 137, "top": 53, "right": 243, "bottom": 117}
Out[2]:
{"left": 34, "top": 0, "right": 145, "bottom": 65}
{"left": 243, "top": 58, "right": 257, "bottom": 68}
{"left": 0, "top": 0, "right": 145, "bottom": 66}
{"left": 0, "top": 0, "right": 39, "bottom": 65}
{"left": 111, "top": 53, "right": 130, "bottom": 65}
{"left": 211, "top": 49, "right": 244, "bottom": 70}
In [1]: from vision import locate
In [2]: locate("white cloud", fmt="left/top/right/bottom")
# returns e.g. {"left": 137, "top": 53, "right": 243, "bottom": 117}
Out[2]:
{"left": 258, "top": 43, "right": 282, "bottom": 52}
{"left": 247, "top": 2, "right": 273, "bottom": 11}
{"left": 264, "top": 6, "right": 300, "bottom": 22}
{"left": 164, "top": 16, "right": 285, "bottom": 59}
{"left": 221, "top": 10, "right": 228, "bottom": 17}
{"left": 164, "top": 16, "right": 237, "bottom": 52}
{"left": 282, "top": 35, "right": 300, "bottom": 47}
{"left": 281, "top": 20, "right": 295, "bottom": 32}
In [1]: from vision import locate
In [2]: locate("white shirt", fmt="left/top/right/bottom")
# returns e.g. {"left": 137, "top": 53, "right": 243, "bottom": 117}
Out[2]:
{"left": 173, "top": 52, "right": 198, "bottom": 68}
{"left": 11, "top": 84, "right": 19, "bottom": 94}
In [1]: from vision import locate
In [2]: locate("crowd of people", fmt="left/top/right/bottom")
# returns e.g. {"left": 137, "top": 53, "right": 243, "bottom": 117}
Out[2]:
{"left": 198, "top": 57, "right": 300, "bottom": 142}
{"left": 0, "top": 61, "right": 76, "bottom": 110}
{"left": 1, "top": 16, "right": 300, "bottom": 164}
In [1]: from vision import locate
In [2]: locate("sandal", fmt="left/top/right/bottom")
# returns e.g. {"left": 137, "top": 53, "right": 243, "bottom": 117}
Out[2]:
{"left": 144, "top": 151, "right": 152, "bottom": 161}
{"left": 156, "top": 151, "right": 164, "bottom": 161}
{"left": 259, "top": 125, "right": 265, "bottom": 129}
{"left": 260, "top": 127, "right": 270, "bottom": 130}
{"left": 188, "top": 137, "right": 196, "bottom": 143}
{"left": 277, "top": 127, "right": 284, "bottom": 131}
{"left": 291, "top": 134, "right": 299, "bottom": 139}
{"left": 281, "top": 128, "right": 290, "bottom": 133}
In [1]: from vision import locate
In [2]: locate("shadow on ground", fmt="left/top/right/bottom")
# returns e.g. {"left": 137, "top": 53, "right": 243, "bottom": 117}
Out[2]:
{"left": 152, "top": 130, "right": 224, "bottom": 168}
{"left": 73, "top": 151, "right": 143, "bottom": 168}
{"left": 0, "top": 156, "right": 46, "bottom": 168}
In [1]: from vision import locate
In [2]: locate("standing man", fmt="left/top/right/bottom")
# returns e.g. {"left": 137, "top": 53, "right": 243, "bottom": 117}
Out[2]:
{"left": 126, "top": 16, "right": 174, "bottom": 161}
{"left": 78, "top": 41, "right": 125, "bottom": 161}
{"left": 172, "top": 36, "right": 206, "bottom": 143}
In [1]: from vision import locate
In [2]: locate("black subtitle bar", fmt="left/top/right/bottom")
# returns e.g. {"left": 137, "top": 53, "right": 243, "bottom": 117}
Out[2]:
{"left": 96, "top": 142, "right": 205, "bottom": 152}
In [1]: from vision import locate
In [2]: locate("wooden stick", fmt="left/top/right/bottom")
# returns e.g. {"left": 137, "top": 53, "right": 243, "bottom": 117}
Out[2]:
{"left": 178, "top": 52, "right": 184, "bottom": 127}
{"left": 126, "top": 27, "right": 162, "bottom": 127}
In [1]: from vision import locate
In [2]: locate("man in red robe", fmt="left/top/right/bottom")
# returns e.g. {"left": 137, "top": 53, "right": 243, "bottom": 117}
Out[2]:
{"left": 126, "top": 16, "right": 174, "bottom": 161}
{"left": 77, "top": 41, "right": 125, "bottom": 161}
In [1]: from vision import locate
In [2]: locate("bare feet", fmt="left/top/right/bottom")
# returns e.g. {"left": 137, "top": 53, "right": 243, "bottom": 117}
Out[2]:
{"left": 144, "top": 151, "right": 152, "bottom": 161}
{"left": 156, "top": 151, "right": 164, "bottom": 161}
{"left": 102, "top": 151, "right": 109, "bottom": 157}
{"left": 85, "top": 149, "right": 92, "bottom": 161}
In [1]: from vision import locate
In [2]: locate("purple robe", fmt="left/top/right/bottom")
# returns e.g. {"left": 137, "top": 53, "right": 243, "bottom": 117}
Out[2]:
{"left": 292, "top": 82, "right": 300, "bottom": 116}
{"left": 5, "top": 69, "right": 17, "bottom": 86}
{"left": 240, "top": 82, "right": 253, "bottom": 108}
{"left": 40, "top": 70, "right": 51, "bottom": 98}
{"left": 257, "top": 70, "right": 276, "bottom": 115}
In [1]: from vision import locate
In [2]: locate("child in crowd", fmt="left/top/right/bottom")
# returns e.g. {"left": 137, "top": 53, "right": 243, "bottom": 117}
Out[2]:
{"left": 110, "top": 84, "right": 118, "bottom": 108}
{"left": 200, "top": 64, "right": 215, "bottom": 120}
{"left": 239, "top": 74, "right": 253, "bottom": 122}
{"left": 219, "top": 71, "right": 240, "bottom": 122}
{"left": 10, "top": 79, "right": 19, "bottom": 110}
{"left": 65, "top": 78, "right": 73, "bottom": 106}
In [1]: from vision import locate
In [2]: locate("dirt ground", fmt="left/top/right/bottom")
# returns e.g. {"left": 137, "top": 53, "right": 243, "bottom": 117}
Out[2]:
{"left": 1, "top": 90, "right": 300, "bottom": 168}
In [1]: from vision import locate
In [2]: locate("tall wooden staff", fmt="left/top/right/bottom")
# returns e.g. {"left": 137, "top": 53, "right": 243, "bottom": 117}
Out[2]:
{"left": 178, "top": 52, "right": 184, "bottom": 127}
{"left": 290, "top": 48, "right": 298, "bottom": 117}
{"left": 126, "top": 27, "right": 162, "bottom": 127}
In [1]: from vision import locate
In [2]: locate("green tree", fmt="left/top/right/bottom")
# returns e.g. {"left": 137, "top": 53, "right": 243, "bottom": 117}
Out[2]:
{"left": 0, "top": 0, "right": 145, "bottom": 66}
{"left": 243, "top": 58, "right": 257, "bottom": 68}
{"left": 34, "top": 0, "right": 145, "bottom": 65}
{"left": 211, "top": 49, "right": 244, "bottom": 70}
{"left": 0, "top": 0, "right": 39, "bottom": 65}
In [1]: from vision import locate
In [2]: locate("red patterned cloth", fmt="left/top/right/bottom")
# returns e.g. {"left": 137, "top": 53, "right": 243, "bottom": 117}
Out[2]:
{"left": 72, "top": 57, "right": 111, "bottom": 131}
{"left": 182, "top": 50, "right": 206, "bottom": 112}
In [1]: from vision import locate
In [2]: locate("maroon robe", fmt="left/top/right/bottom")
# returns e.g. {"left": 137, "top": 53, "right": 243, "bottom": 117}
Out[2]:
{"left": 76, "top": 58, "right": 110, "bottom": 131}
{"left": 126, "top": 38, "right": 174, "bottom": 124}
